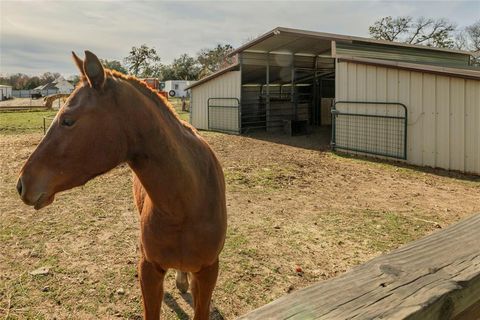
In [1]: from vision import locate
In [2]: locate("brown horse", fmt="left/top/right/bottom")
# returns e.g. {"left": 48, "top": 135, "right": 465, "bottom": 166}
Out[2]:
{"left": 17, "top": 51, "right": 227, "bottom": 320}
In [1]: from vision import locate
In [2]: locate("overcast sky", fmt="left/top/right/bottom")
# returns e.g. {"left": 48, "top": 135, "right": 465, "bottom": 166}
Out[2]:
{"left": 1, "top": 0, "right": 479, "bottom": 77}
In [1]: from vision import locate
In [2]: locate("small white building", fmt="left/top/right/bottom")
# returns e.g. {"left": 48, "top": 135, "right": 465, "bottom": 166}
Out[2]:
{"left": 0, "top": 85, "right": 13, "bottom": 101}
{"left": 162, "top": 80, "right": 195, "bottom": 98}
{"left": 33, "top": 76, "right": 74, "bottom": 96}
{"left": 53, "top": 77, "right": 75, "bottom": 93}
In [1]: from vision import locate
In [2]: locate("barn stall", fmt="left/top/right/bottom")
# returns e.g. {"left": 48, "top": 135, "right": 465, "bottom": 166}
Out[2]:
{"left": 187, "top": 27, "right": 480, "bottom": 174}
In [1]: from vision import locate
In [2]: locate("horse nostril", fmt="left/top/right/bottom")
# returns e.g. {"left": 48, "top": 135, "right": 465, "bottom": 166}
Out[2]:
{"left": 16, "top": 178, "right": 23, "bottom": 196}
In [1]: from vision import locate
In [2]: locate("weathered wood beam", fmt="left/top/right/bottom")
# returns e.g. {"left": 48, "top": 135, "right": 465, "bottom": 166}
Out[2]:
{"left": 238, "top": 213, "right": 480, "bottom": 320}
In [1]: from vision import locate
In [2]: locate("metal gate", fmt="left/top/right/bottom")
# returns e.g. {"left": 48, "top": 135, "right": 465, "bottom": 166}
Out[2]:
{"left": 207, "top": 98, "right": 240, "bottom": 134}
{"left": 331, "top": 101, "right": 407, "bottom": 160}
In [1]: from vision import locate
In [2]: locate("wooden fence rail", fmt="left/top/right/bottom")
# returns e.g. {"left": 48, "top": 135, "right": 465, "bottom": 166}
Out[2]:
{"left": 238, "top": 213, "right": 480, "bottom": 320}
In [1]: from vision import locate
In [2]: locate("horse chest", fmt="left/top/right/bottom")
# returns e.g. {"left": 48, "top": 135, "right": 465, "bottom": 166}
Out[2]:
{"left": 140, "top": 212, "right": 185, "bottom": 267}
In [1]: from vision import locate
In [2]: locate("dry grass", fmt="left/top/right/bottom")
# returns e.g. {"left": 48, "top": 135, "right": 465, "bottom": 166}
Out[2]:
{"left": 1, "top": 115, "right": 480, "bottom": 319}
{"left": 0, "top": 98, "right": 44, "bottom": 108}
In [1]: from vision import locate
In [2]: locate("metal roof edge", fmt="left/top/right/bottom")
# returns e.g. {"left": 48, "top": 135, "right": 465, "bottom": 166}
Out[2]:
{"left": 228, "top": 27, "right": 279, "bottom": 56}
{"left": 185, "top": 63, "right": 240, "bottom": 90}
{"left": 229, "top": 26, "right": 473, "bottom": 57}
{"left": 337, "top": 55, "right": 480, "bottom": 80}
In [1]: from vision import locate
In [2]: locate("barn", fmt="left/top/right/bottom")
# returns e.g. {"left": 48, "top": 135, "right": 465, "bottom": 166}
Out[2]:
{"left": 187, "top": 27, "right": 480, "bottom": 174}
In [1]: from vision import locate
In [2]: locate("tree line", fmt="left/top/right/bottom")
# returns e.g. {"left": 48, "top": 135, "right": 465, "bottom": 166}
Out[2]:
{"left": 0, "top": 72, "right": 63, "bottom": 90}
{"left": 0, "top": 44, "right": 233, "bottom": 89}
{"left": 122, "top": 43, "right": 234, "bottom": 80}
{"left": 1, "top": 16, "right": 478, "bottom": 90}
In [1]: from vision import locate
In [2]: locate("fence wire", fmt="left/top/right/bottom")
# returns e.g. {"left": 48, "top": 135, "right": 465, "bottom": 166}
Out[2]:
{"left": 332, "top": 101, "right": 407, "bottom": 160}
{"left": 207, "top": 98, "right": 240, "bottom": 134}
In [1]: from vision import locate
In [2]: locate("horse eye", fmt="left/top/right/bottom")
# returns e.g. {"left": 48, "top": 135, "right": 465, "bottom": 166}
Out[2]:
{"left": 61, "top": 118, "right": 75, "bottom": 127}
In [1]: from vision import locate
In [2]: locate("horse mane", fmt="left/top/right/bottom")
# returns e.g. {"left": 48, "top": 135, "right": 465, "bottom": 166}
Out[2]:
{"left": 99, "top": 69, "right": 197, "bottom": 133}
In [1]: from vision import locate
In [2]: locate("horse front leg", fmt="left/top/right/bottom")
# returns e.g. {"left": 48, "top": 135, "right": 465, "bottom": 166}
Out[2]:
{"left": 191, "top": 259, "right": 219, "bottom": 320}
{"left": 139, "top": 256, "right": 166, "bottom": 320}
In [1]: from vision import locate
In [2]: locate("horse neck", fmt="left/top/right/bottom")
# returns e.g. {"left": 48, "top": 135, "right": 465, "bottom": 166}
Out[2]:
{"left": 119, "top": 80, "right": 195, "bottom": 212}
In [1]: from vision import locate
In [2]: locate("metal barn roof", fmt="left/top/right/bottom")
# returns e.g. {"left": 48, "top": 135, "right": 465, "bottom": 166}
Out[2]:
{"left": 187, "top": 27, "right": 478, "bottom": 89}
{"left": 230, "top": 27, "right": 473, "bottom": 57}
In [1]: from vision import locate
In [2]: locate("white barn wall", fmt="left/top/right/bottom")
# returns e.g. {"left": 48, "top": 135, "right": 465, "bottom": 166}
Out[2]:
{"left": 336, "top": 60, "right": 480, "bottom": 174}
{"left": 190, "top": 71, "right": 241, "bottom": 130}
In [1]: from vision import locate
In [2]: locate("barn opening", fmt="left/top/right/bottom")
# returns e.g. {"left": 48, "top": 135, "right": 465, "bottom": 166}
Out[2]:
{"left": 240, "top": 52, "right": 335, "bottom": 136}
{"left": 188, "top": 27, "right": 480, "bottom": 174}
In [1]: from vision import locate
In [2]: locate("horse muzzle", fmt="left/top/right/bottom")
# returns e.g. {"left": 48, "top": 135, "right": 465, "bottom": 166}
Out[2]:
{"left": 16, "top": 176, "right": 55, "bottom": 210}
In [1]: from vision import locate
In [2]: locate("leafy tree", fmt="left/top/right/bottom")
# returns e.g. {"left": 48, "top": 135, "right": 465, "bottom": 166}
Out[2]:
{"left": 100, "top": 59, "right": 128, "bottom": 74}
{"left": 169, "top": 54, "right": 200, "bottom": 80}
{"left": 369, "top": 16, "right": 456, "bottom": 48}
{"left": 159, "top": 65, "right": 176, "bottom": 81}
{"left": 25, "top": 76, "right": 41, "bottom": 90}
{"left": 124, "top": 44, "right": 162, "bottom": 77}
{"left": 197, "top": 44, "right": 234, "bottom": 77}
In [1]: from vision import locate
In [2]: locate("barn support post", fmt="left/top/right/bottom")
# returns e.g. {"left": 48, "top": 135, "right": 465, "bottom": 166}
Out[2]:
{"left": 266, "top": 53, "right": 270, "bottom": 131}
{"left": 291, "top": 54, "right": 296, "bottom": 121}
{"left": 313, "top": 55, "right": 319, "bottom": 125}
{"left": 238, "top": 53, "right": 243, "bottom": 134}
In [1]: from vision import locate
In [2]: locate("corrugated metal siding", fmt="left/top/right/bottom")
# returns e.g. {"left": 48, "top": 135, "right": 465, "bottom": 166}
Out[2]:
{"left": 190, "top": 71, "right": 241, "bottom": 130}
{"left": 336, "top": 42, "right": 470, "bottom": 68}
{"left": 336, "top": 60, "right": 480, "bottom": 174}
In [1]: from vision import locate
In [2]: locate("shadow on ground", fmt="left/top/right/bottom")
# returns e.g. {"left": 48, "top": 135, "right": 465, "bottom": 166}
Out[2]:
{"left": 164, "top": 292, "right": 225, "bottom": 320}
{"left": 244, "top": 125, "right": 332, "bottom": 152}
{"left": 243, "top": 125, "right": 480, "bottom": 183}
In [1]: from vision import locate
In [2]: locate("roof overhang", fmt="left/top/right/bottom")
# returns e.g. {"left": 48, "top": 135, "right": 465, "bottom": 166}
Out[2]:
{"left": 185, "top": 63, "right": 240, "bottom": 90}
{"left": 338, "top": 56, "right": 480, "bottom": 80}
{"left": 230, "top": 27, "right": 473, "bottom": 57}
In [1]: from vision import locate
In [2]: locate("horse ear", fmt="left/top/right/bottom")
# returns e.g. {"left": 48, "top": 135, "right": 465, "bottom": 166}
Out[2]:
{"left": 72, "top": 51, "right": 85, "bottom": 76}
{"left": 83, "top": 50, "right": 105, "bottom": 90}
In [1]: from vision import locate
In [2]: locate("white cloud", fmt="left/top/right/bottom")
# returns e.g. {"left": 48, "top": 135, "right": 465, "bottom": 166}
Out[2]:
{"left": 0, "top": 0, "right": 478, "bottom": 76}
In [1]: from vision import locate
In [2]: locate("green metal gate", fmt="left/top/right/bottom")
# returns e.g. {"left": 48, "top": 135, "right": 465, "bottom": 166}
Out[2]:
{"left": 207, "top": 98, "right": 240, "bottom": 134}
{"left": 331, "top": 101, "right": 408, "bottom": 160}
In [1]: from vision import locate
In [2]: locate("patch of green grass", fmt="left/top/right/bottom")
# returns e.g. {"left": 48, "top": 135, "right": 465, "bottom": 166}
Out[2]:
{"left": 0, "top": 110, "right": 58, "bottom": 135}
{"left": 176, "top": 110, "right": 190, "bottom": 122}
{"left": 168, "top": 98, "right": 190, "bottom": 123}
{"left": 0, "top": 99, "right": 191, "bottom": 136}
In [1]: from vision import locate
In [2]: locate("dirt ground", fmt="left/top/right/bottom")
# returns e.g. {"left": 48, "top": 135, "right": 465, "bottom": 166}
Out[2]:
{"left": 1, "top": 125, "right": 479, "bottom": 319}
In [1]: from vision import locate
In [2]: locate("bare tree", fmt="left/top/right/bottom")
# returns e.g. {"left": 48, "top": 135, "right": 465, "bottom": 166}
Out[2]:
{"left": 455, "top": 20, "right": 480, "bottom": 65}
{"left": 369, "top": 16, "right": 456, "bottom": 48}
{"left": 465, "top": 20, "right": 480, "bottom": 52}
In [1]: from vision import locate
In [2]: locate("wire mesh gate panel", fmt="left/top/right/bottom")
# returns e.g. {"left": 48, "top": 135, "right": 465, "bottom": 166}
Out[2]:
{"left": 332, "top": 101, "right": 407, "bottom": 160}
{"left": 207, "top": 98, "right": 240, "bottom": 133}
